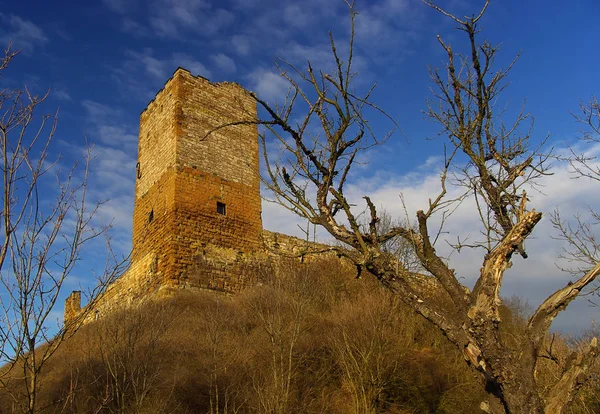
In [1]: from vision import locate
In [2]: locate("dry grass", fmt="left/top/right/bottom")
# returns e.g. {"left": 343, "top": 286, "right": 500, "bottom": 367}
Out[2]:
{"left": 2, "top": 257, "right": 593, "bottom": 413}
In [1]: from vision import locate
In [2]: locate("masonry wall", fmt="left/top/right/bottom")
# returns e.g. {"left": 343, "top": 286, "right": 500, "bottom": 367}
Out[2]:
{"left": 64, "top": 291, "right": 81, "bottom": 324}
{"left": 80, "top": 252, "right": 160, "bottom": 322}
{"left": 132, "top": 170, "right": 175, "bottom": 267}
{"left": 136, "top": 77, "right": 179, "bottom": 199}
{"left": 130, "top": 68, "right": 262, "bottom": 288}
{"left": 176, "top": 72, "right": 260, "bottom": 189}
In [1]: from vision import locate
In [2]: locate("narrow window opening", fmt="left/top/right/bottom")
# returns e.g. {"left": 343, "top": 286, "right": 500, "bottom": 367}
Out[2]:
{"left": 148, "top": 209, "right": 154, "bottom": 223}
{"left": 217, "top": 202, "right": 226, "bottom": 216}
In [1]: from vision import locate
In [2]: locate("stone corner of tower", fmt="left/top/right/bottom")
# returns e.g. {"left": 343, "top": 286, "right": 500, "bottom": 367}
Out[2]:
{"left": 140, "top": 67, "right": 210, "bottom": 117}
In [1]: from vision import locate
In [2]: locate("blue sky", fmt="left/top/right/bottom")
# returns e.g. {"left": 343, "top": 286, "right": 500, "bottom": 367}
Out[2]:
{"left": 1, "top": 0, "right": 600, "bottom": 333}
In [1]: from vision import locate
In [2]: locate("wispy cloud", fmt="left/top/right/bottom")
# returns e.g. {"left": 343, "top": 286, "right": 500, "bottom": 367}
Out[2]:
{"left": 81, "top": 100, "right": 138, "bottom": 151}
{"left": 111, "top": 49, "right": 212, "bottom": 101}
{"left": 210, "top": 53, "right": 236, "bottom": 74}
{"left": 148, "top": 0, "right": 234, "bottom": 39}
{"left": 172, "top": 52, "right": 211, "bottom": 78}
{"left": 121, "top": 17, "right": 152, "bottom": 38}
{"left": 51, "top": 86, "right": 72, "bottom": 102}
{"left": 102, "top": 0, "right": 133, "bottom": 14}
{"left": 0, "top": 14, "right": 48, "bottom": 54}
{"left": 247, "top": 69, "right": 290, "bottom": 103}
{"left": 231, "top": 34, "right": 252, "bottom": 56}
{"left": 127, "top": 49, "right": 169, "bottom": 79}
{"left": 122, "top": 49, "right": 211, "bottom": 80}
{"left": 80, "top": 99, "right": 138, "bottom": 255}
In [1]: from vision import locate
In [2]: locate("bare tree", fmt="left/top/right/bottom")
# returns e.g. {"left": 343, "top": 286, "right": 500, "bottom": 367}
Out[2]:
{"left": 237, "top": 1, "right": 600, "bottom": 412}
{"left": 94, "top": 305, "right": 170, "bottom": 413}
{"left": 329, "top": 291, "right": 413, "bottom": 414}
{"left": 569, "top": 96, "right": 600, "bottom": 182}
{"left": 0, "top": 45, "right": 125, "bottom": 413}
{"left": 359, "top": 208, "right": 422, "bottom": 274}
{"left": 551, "top": 96, "right": 600, "bottom": 277}
{"left": 247, "top": 279, "right": 307, "bottom": 414}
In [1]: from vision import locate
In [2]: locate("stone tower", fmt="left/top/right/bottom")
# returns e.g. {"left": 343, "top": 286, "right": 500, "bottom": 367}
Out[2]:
{"left": 132, "top": 68, "right": 263, "bottom": 287}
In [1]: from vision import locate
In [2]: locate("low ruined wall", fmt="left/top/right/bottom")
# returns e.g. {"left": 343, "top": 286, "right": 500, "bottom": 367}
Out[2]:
{"left": 182, "top": 244, "right": 271, "bottom": 292}
{"left": 66, "top": 229, "right": 443, "bottom": 325}
{"left": 72, "top": 252, "right": 161, "bottom": 323}
{"left": 263, "top": 230, "right": 338, "bottom": 258}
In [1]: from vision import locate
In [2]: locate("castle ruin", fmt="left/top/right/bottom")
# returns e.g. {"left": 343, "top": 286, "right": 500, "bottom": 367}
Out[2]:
{"left": 65, "top": 68, "right": 326, "bottom": 321}
{"left": 132, "top": 67, "right": 263, "bottom": 286}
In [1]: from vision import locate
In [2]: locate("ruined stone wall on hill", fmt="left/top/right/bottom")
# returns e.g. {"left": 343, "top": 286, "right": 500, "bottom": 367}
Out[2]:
{"left": 67, "top": 229, "right": 445, "bottom": 324}
{"left": 68, "top": 230, "right": 359, "bottom": 322}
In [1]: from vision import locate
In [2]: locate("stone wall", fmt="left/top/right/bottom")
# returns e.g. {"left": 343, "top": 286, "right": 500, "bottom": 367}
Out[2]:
{"left": 263, "top": 230, "right": 334, "bottom": 258}
{"left": 132, "top": 68, "right": 262, "bottom": 287}
{"left": 136, "top": 76, "right": 178, "bottom": 199}
{"left": 83, "top": 252, "right": 160, "bottom": 321}
{"left": 176, "top": 72, "right": 259, "bottom": 188}
{"left": 64, "top": 291, "right": 81, "bottom": 324}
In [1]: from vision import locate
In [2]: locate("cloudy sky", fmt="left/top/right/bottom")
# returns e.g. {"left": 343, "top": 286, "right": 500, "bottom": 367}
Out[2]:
{"left": 1, "top": 0, "right": 600, "bottom": 333}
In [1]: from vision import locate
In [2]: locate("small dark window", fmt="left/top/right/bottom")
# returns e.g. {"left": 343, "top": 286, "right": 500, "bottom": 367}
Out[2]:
{"left": 148, "top": 209, "right": 154, "bottom": 223}
{"left": 217, "top": 202, "right": 226, "bottom": 216}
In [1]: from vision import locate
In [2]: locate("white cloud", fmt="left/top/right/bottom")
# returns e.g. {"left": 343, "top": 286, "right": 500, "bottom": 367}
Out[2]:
{"left": 382, "top": 0, "right": 411, "bottom": 13}
{"left": 355, "top": 10, "right": 386, "bottom": 39}
{"left": 97, "top": 125, "right": 138, "bottom": 149}
{"left": 82, "top": 100, "right": 122, "bottom": 122}
{"left": 111, "top": 49, "right": 212, "bottom": 101}
{"left": 262, "top": 199, "right": 309, "bottom": 240}
{"left": 121, "top": 17, "right": 152, "bottom": 37}
{"left": 231, "top": 34, "right": 251, "bottom": 55}
{"left": 259, "top": 140, "right": 600, "bottom": 333}
{"left": 120, "top": 49, "right": 211, "bottom": 81}
{"left": 81, "top": 100, "right": 138, "bottom": 152}
{"left": 350, "top": 0, "right": 423, "bottom": 62}
{"left": 52, "top": 86, "right": 72, "bottom": 101}
{"left": 210, "top": 53, "right": 236, "bottom": 74}
{"left": 79, "top": 100, "right": 138, "bottom": 257}
{"left": 173, "top": 53, "right": 212, "bottom": 78}
{"left": 282, "top": 3, "right": 312, "bottom": 29}
{"left": 0, "top": 14, "right": 48, "bottom": 54}
{"left": 125, "top": 49, "right": 169, "bottom": 79}
{"left": 247, "top": 69, "right": 291, "bottom": 103}
{"left": 90, "top": 146, "right": 136, "bottom": 195}
{"left": 280, "top": 42, "right": 336, "bottom": 71}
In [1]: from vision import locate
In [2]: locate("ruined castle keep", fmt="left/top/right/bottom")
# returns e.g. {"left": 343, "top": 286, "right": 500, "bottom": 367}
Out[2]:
{"left": 132, "top": 68, "right": 263, "bottom": 284}
{"left": 63, "top": 68, "right": 434, "bottom": 323}
{"left": 65, "top": 68, "right": 301, "bottom": 321}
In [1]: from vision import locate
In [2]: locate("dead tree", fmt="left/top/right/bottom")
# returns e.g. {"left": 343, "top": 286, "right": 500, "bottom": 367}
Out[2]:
{"left": 0, "top": 45, "right": 126, "bottom": 413}
{"left": 551, "top": 96, "right": 600, "bottom": 279}
{"left": 240, "top": 1, "right": 600, "bottom": 413}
